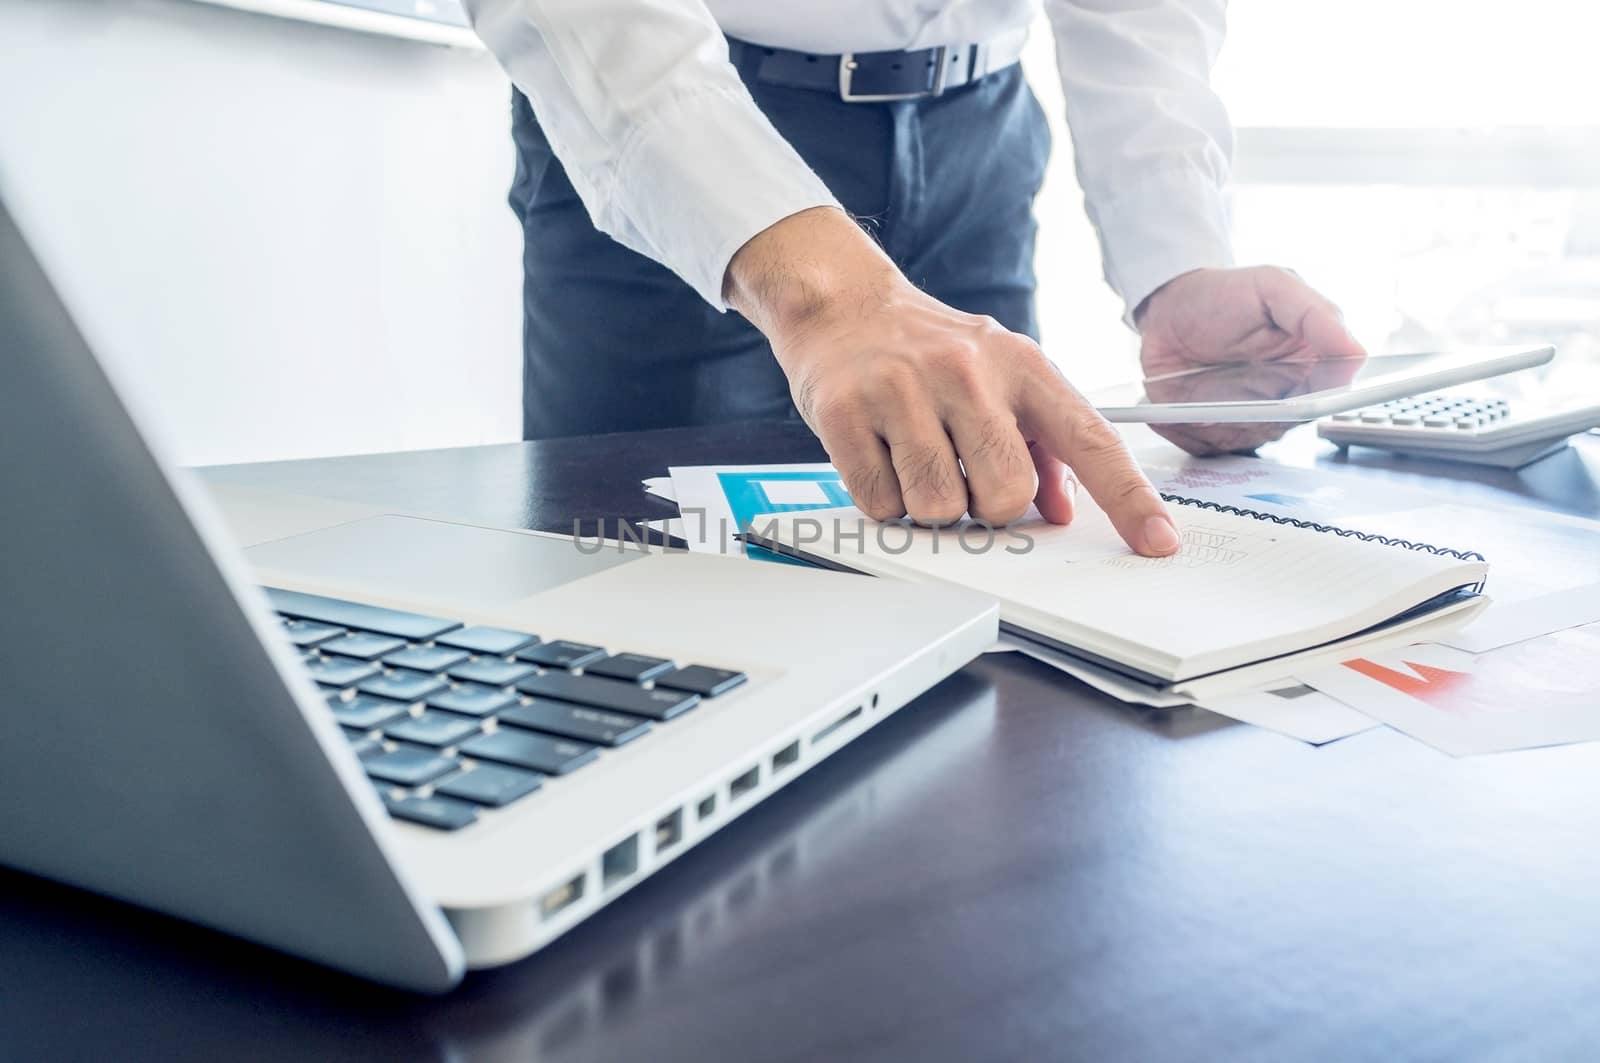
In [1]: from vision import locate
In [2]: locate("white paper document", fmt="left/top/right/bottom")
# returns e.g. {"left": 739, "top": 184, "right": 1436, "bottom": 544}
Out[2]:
{"left": 1194, "top": 683, "right": 1378, "bottom": 746}
{"left": 642, "top": 476, "right": 676, "bottom": 504}
{"left": 1299, "top": 622, "right": 1600, "bottom": 756}
{"left": 996, "top": 635, "right": 1377, "bottom": 744}
{"left": 1135, "top": 451, "right": 1426, "bottom": 521}
{"left": 1337, "top": 503, "right": 1600, "bottom": 652}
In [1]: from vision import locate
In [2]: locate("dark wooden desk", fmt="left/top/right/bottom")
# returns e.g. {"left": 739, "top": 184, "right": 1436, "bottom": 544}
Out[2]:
{"left": 5, "top": 424, "right": 1599, "bottom": 1062}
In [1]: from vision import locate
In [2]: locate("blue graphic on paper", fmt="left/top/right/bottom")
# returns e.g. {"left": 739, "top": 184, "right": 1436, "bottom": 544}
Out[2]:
{"left": 715, "top": 470, "right": 851, "bottom": 562}
{"left": 1244, "top": 492, "right": 1311, "bottom": 509}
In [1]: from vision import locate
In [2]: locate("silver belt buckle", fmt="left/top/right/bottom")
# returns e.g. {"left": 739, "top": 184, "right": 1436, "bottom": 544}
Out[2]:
{"left": 838, "top": 46, "right": 948, "bottom": 103}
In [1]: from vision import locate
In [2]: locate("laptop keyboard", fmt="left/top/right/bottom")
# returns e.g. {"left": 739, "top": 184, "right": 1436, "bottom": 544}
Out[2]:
{"left": 266, "top": 588, "right": 748, "bottom": 832}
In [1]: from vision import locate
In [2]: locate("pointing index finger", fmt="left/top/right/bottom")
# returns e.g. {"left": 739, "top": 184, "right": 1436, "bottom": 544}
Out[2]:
{"left": 1017, "top": 365, "right": 1181, "bottom": 557}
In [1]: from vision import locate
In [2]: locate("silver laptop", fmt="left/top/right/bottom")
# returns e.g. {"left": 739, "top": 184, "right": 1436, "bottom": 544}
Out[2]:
{"left": 0, "top": 195, "right": 997, "bottom": 991}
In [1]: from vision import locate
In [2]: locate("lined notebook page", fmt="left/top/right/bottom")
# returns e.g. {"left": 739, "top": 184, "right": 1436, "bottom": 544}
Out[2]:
{"left": 754, "top": 498, "right": 1480, "bottom": 671}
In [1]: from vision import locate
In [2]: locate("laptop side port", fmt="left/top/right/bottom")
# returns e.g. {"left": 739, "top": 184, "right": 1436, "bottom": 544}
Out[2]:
{"left": 812, "top": 705, "right": 863, "bottom": 745}
{"left": 729, "top": 765, "right": 760, "bottom": 802}
{"left": 654, "top": 808, "right": 684, "bottom": 853}
{"left": 539, "top": 872, "right": 585, "bottom": 921}
{"left": 771, "top": 740, "right": 800, "bottom": 774}
{"left": 602, "top": 834, "right": 639, "bottom": 888}
{"left": 696, "top": 794, "right": 717, "bottom": 821}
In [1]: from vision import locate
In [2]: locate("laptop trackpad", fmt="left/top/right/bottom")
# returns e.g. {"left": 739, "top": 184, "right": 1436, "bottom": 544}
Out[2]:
{"left": 243, "top": 514, "right": 642, "bottom": 611}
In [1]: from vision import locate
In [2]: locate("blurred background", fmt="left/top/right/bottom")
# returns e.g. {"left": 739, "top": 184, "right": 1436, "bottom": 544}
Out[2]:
{"left": 1030, "top": 0, "right": 1600, "bottom": 394}
{"left": 0, "top": 0, "right": 1595, "bottom": 464}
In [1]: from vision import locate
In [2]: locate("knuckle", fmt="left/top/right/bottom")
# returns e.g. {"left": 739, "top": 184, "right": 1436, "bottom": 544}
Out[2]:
{"left": 1071, "top": 414, "right": 1127, "bottom": 459}
{"left": 1007, "top": 338, "right": 1055, "bottom": 380}
{"left": 866, "top": 359, "right": 921, "bottom": 402}
{"left": 1111, "top": 473, "right": 1156, "bottom": 503}
{"left": 833, "top": 456, "right": 904, "bottom": 521}
{"left": 970, "top": 486, "right": 1032, "bottom": 526}
{"left": 940, "top": 343, "right": 986, "bottom": 391}
{"left": 969, "top": 314, "right": 1006, "bottom": 337}
{"left": 966, "top": 413, "right": 1015, "bottom": 463}
{"left": 907, "top": 495, "right": 968, "bottom": 526}
{"left": 809, "top": 391, "right": 862, "bottom": 438}
{"left": 897, "top": 442, "right": 955, "bottom": 492}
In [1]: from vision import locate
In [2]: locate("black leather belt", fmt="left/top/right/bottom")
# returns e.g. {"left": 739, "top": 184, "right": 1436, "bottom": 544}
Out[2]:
{"left": 727, "top": 36, "right": 1022, "bottom": 103}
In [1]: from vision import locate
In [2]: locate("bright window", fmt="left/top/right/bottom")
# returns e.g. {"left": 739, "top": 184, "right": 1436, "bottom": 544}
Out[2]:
{"left": 1027, "top": 0, "right": 1600, "bottom": 388}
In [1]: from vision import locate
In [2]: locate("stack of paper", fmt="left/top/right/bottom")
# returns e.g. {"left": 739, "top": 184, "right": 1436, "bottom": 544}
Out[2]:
{"left": 642, "top": 459, "right": 1600, "bottom": 756}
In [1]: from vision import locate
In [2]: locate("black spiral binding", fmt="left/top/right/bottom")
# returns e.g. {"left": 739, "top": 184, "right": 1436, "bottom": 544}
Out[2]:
{"left": 1160, "top": 493, "right": 1488, "bottom": 563}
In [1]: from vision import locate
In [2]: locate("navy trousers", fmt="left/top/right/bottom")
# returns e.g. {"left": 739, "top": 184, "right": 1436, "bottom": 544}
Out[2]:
{"left": 509, "top": 61, "right": 1052, "bottom": 440}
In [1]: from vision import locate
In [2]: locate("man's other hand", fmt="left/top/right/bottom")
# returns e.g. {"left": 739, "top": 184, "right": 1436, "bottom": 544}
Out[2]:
{"left": 1135, "top": 266, "right": 1369, "bottom": 456}
{"left": 724, "top": 207, "right": 1180, "bottom": 558}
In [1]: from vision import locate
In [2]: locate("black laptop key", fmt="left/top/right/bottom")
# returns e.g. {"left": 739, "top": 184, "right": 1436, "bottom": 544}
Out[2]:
{"left": 515, "top": 671, "right": 699, "bottom": 721}
{"left": 516, "top": 640, "right": 607, "bottom": 669}
{"left": 584, "top": 653, "right": 674, "bottom": 683}
{"left": 265, "top": 587, "right": 461, "bottom": 641}
{"left": 459, "top": 730, "right": 599, "bottom": 775}
{"left": 435, "top": 625, "right": 539, "bottom": 656}
{"left": 282, "top": 618, "right": 345, "bottom": 647}
{"left": 384, "top": 794, "right": 478, "bottom": 831}
{"left": 434, "top": 765, "right": 543, "bottom": 807}
{"left": 383, "top": 710, "right": 482, "bottom": 748}
{"left": 426, "top": 683, "right": 518, "bottom": 718}
{"left": 498, "top": 700, "right": 651, "bottom": 747}
{"left": 447, "top": 658, "right": 536, "bottom": 687}
{"left": 306, "top": 656, "right": 382, "bottom": 688}
{"left": 319, "top": 631, "right": 408, "bottom": 661}
{"left": 364, "top": 746, "right": 458, "bottom": 787}
{"left": 358, "top": 669, "right": 448, "bottom": 703}
{"left": 654, "top": 665, "right": 748, "bottom": 698}
{"left": 328, "top": 692, "right": 411, "bottom": 730}
{"left": 382, "top": 645, "right": 470, "bottom": 673}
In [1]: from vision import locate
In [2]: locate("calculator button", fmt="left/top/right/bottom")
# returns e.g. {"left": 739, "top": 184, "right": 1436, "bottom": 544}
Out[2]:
{"left": 1422, "top": 415, "right": 1453, "bottom": 428}
{"left": 1389, "top": 414, "right": 1420, "bottom": 426}
{"left": 1360, "top": 411, "right": 1390, "bottom": 423}
{"left": 1455, "top": 417, "right": 1480, "bottom": 429}
{"left": 1331, "top": 411, "right": 1360, "bottom": 422}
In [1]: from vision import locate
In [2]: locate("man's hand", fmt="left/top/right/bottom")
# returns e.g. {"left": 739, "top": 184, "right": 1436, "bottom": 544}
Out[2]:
{"left": 1135, "top": 267, "right": 1368, "bottom": 456}
{"left": 725, "top": 207, "right": 1181, "bottom": 557}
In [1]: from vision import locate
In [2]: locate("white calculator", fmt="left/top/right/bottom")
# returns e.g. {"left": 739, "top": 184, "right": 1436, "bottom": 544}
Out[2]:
{"left": 1318, "top": 390, "right": 1600, "bottom": 468}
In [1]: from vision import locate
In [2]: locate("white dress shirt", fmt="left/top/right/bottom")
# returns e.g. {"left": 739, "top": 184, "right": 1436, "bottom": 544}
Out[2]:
{"left": 461, "top": 0, "right": 1234, "bottom": 322}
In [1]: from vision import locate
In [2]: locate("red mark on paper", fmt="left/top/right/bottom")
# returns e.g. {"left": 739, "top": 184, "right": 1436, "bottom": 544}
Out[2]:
{"left": 1342, "top": 658, "right": 1474, "bottom": 710}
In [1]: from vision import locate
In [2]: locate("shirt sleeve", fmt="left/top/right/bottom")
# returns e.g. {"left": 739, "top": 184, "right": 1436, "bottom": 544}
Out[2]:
{"left": 461, "top": 0, "right": 841, "bottom": 309}
{"left": 1043, "top": 0, "right": 1237, "bottom": 325}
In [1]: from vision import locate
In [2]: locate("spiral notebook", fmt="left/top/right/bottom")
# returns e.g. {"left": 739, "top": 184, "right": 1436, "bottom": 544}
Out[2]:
{"left": 744, "top": 493, "right": 1489, "bottom": 688}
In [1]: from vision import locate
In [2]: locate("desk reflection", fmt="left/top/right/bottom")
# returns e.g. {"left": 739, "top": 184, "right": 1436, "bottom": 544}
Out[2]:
{"left": 0, "top": 669, "right": 997, "bottom": 1063}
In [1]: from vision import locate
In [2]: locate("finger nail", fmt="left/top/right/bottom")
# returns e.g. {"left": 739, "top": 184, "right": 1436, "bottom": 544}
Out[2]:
{"left": 1142, "top": 515, "right": 1181, "bottom": 555}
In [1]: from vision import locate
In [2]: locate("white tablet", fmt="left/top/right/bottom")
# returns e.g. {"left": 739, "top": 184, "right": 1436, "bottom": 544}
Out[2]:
{"left": 1088, "top": 345, "right": 1555, "bottom": 424}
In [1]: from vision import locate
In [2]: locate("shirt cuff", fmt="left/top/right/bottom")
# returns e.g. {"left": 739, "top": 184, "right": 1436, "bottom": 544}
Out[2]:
{"left": 609, "top": 84, "right": 841, "bottom": 310}
{"left": 1085, "top": 163, "right": 1236, "bottom": 328}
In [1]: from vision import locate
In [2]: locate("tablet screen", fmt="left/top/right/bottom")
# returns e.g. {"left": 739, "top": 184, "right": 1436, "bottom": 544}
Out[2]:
{"left": 1087, "top": 353, "right": 1418, "bottom": 409}
{"left": 1085, "top": 347, "right": 1551, "bottom": 421}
